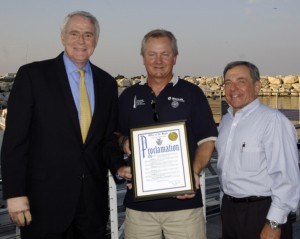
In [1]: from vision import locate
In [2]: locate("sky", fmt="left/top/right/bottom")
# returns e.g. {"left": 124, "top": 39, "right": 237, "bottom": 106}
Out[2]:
{"left": 0, "top": 0, "right": 299, "bottom": 78}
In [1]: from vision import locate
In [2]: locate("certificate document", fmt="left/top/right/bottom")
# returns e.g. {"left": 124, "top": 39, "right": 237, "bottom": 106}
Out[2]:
{"left": 130, "top": 121, "right": 195, "bottom": 201}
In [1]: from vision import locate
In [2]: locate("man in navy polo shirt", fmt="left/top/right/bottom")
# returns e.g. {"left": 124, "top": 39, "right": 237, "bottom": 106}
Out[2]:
{"left": 116, "top": 29, "right": 218, "bottom": 239}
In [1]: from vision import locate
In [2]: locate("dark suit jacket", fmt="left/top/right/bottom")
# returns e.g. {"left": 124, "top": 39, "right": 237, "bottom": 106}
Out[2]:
{"left": 1, "top": 52, "right": 124, "bottom": 233}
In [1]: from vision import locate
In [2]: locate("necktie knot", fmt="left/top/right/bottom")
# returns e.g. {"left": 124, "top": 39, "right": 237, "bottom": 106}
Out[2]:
{"left": 78, "top": 69, "right": 85, "bottom": 78}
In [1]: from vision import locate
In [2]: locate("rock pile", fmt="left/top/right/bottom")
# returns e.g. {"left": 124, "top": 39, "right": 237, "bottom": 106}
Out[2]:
{"left": 0, "top": 81, "right": 13, "bottom": 107}
{"left": 0, "top": 74, "right": 299, "bottom": 107}
{"left": 116, "top": 74, "right": 300, "bottom": 97}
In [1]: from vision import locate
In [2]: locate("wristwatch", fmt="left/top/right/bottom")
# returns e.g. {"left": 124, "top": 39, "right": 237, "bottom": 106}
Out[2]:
{"left": 266, "top": 219, "right": 282, "bottom": 230}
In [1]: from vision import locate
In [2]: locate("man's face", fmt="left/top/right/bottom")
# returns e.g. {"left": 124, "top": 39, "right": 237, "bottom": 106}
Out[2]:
{"left": 61, "top": 15, "right": 98, "bottom": 69}
{"left": 224, "top": 65, "right": 261, "bottom": 114}
{"left": 143, "top": 37, "right": 177, "bottom": 81}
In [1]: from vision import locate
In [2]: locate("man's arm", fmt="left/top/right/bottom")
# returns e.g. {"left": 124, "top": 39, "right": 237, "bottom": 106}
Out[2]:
{"left": 1, "top": 65, "right": 34, "bottom": 199}
{"left": 264, "top": 114, "right": 300, "bottom": 223}
{"left": 260, "top": 224, "right": 281, "bottom": 239}
{"left": 177, "top": 140, "right": 215, "bottom": 200}
{"left": 193, "top": 140, "right": 215, "bottom": 175}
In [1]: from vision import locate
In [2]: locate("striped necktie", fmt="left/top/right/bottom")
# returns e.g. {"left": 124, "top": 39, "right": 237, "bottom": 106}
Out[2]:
{"left": 78, "top": 70, "right": 92, "bottom": 143}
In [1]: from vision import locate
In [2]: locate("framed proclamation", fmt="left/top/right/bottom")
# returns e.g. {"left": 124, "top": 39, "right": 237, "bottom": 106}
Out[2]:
{"left": 130, "top": 121, "right": 195, "bottom": 201}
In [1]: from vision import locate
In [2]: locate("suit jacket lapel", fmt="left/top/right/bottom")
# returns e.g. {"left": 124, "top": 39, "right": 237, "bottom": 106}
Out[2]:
{"left": 54, "top": 53, "right": 82, "bottom": 143}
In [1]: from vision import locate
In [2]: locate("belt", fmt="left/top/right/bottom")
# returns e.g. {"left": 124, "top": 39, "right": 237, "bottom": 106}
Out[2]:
{"left": 224, "top": 194, "right": 271, "bottom": 203}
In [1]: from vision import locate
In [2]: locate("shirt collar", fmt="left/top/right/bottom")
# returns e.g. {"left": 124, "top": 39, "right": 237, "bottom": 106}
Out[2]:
{"left": 228, "top": 98, "right": 260, "bottom": 118}
{"left": 139, "top": 74, "right": 179, "bottom": 86}
{"left": 63, "top": 52, "right": 91, "bottom": 75}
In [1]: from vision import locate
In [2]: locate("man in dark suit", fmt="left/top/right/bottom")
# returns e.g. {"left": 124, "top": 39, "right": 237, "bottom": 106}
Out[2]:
{"left": 1, "top": 11, "right": 128, "bottom": 239}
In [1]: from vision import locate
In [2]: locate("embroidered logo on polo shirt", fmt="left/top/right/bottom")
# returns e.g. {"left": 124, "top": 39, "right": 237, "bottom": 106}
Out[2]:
{"left": 133, "top": 95, "right": 145, "bottom": 109}
{"left": 167, "top": 96, "right": 185, "bottom": 108}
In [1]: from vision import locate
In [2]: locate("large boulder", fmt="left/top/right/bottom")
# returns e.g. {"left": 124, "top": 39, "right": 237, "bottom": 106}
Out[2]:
{"left": 260, "top": 78, "right": 269, "bottom": 88}
{"left": 210, "top": 83, "right": 221, "bottom": 91}
{"left": 0, "top": 82, "right": 13, "bottom": 92}
{"left": 117, "top": 78, "right": 132, "bottom": 87}
{"left": 269, "top": 84, "right": 281, "bottom": 91}
{"left": 281, "top": 84, "right": 293, "bottom": 90}
{"left": 206, "top": 77, "right": 215, "bottom": 85}
{"left": 292, "top": 83, "right": 300, "bottom": 92}
{"left": 268, "top": 76, "right": 282, "bottom": 85}
{"left": 215, "top": 76, "right": 224, "bottom": 86}
{"left": 260, "top": 88, "right": 272, "bottom": 96}
{"left": 184, "top": 76, "right": 197, "bottom": 84}
{"left": 283, "top": 75, "right": 298, "bottom": 84}
{"left": 199, "top": 78, "right": 207, "bottom": 85}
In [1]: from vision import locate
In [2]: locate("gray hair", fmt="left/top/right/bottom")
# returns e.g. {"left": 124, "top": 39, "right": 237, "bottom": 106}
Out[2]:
{"left": 61, "top": 11, "right": 100, "bottom": 38}
{"left": 140, "top": 29, "right": 178, "bottom": 56}
{"left": 223, "top": 61, "right": 260, "bottom": 82}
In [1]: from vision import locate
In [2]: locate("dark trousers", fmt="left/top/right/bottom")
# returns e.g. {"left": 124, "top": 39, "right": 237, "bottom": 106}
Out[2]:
{"left": 21, "top": 183, "right": 107, "bottom": 239}
{"left": 221, "top": 196, "right": 292, "bottom": 239}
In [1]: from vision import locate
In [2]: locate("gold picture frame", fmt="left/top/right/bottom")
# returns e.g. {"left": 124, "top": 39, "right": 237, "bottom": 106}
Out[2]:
{"left": 130, "top": 121, "right": 195, "bottom": 201}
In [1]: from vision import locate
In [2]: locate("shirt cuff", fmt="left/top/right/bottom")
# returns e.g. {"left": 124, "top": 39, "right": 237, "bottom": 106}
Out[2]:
{"left": 115, "top": 175, "right": 124, "bottom": 180}
{"left": 267, "top": 204, "right": 290, "bottom": 224}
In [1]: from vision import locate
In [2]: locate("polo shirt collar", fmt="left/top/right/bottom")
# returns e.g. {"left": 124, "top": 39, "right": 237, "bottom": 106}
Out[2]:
{"left": 139, "top": 74, "right": 179, "bottom": 86}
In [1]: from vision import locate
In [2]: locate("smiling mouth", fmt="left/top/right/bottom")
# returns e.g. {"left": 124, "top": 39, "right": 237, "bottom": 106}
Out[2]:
{"left": 153, "top": 66, "right": 164, "bottom": 70}
{"left": 230, "top": 93, "right": 241, "bottom": 98}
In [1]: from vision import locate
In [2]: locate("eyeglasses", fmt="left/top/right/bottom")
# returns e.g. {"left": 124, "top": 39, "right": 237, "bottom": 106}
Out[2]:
{"left": 151, "top": 100, "right": 159, "bottom": 122}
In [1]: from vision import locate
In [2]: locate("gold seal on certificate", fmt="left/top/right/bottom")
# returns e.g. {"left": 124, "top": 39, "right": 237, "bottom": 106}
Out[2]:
{"left": 168, "top": 132, "right": 178, "bottom": 141}
{"left": 130, "top": 121, "right": 195, "bottom": 201}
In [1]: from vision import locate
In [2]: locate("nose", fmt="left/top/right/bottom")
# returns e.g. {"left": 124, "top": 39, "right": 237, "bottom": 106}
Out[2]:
{"left": 78, "top": 35, "right": 85, "bottom": 43}
{"left": 154, "top": 55, "right": 162, "bottom": 63}
{"left": 229, "top": 82, "right": 238, "bottom": 91}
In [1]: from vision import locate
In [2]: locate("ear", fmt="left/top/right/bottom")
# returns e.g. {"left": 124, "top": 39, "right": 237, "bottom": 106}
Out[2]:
{"left": 94, "top": 37, "right": 99, "bottom": 47}
{"left": 60, "top": 32, "right": 66, "bottom": 46}
{"left": 173, "top": 55, "right": 177, "bottom": 65}
{"left": 254, "top": 80, "right": 261, "bottom": 95}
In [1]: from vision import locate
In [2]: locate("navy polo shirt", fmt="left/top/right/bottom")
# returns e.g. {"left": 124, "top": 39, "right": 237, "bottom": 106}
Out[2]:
{"left": 118, "top": 76, "right": 218, "bottom": 212}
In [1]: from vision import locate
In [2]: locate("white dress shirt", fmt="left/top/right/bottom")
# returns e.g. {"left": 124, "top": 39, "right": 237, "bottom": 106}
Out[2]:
{"left": 216, "top": 98, "right": 300, "bottom": 224}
